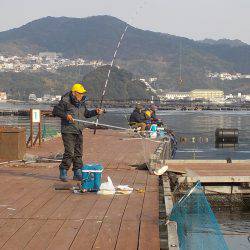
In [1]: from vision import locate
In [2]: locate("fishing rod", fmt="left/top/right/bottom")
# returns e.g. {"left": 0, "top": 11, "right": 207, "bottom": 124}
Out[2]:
{"left": 93, "top": 25, "right": 129, "bottom": 134}
{"left": 74, "top": 118, "right": 165, "bottom": 143}
{"left": 74, "top": 118, "right": 130, "bottom": 131}
{"left": 93, "top": 0, "right": 148, "bottom": 134}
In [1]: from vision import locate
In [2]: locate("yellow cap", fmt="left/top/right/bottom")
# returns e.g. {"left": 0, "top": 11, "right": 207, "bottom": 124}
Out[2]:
{"left": 71, "top": 83, "right": 87, "bottom": 94}
{"left": 145, "top": 110, "right": 151, "bottom": 117}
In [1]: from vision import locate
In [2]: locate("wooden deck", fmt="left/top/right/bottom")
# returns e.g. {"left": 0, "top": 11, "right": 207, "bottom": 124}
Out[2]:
{"left": 166, "top": 161, "right": 250, "bottom": 183}
{"left": 0, "top": 130, "right": 160, "bottom": 249}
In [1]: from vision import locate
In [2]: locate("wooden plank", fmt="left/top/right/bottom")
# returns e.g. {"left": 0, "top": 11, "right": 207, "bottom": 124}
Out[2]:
{"left": 133, "top": 170, "right": 148, "bottom": 191}
{"left": 0, "top": 219, "right": 27, "bottom": 248}
{"left": 0, "top": 218, "right": 7, "bottom": 227}
{"left": 70, "top": 219, "right": 102, "bottom": 249}
{"left": 24, "top": 219, "right": 64, "bottom": 249}
{"left": 86, "top": 196, "right": 114, "bottom": 221}
{"left": 92, "top": 221, "right": 120, "bottom": 249}
{"left": 0, "top": 178, "right": 41, "bottom": 214}
{"left": 68, "top": 194, "right": 98, "bottom": 220}
{"left": 178, "top": 175, "right": 250, "bottom": 183}
{"left": 115, "top": 221, "right": 140, "bottom": 250}
{"left": 86, "top": 171, "right": 126, "bottom": 221}
{"left": 120, "top": 170, "right": 137, "bottom": 185}
{"left": 31, "top": 192, "right": 71, "bottom": 219}
{"left": 49, "top": 194, "right": 83, "bottom": 220}
{"left": 47, "top": 219, "right": 83, "bottom": 250}
{"left": 138, "top": 221, "right": 160, "bottom": 250}
{"left": 141, "top": 191, "right": 159, "bottom": 222}
{"left": 104, "top": 195, "right": 129, "bottom": 222}
{"left": 13, "top": 188, "right": 56, "bottom": 219}
{"left": 204, "top": 185, "right": 250, "bottom": 194}
{"left": 0, "top": 181, "right": 52, "bottom": 218}
{"left": 1, "top": 219, "right": 45, "bottom": 249}
{"left": 167, "top": 221, "right": 180, "bottom": 250}
{"left": 123, "top": 193, "right": 144, "bottom": 222}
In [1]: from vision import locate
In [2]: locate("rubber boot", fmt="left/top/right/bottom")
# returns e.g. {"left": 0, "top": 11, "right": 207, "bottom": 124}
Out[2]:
{"left": 59, "top": 169, "right": 68, "bottom": 182}
{"left": 73, "top": 169, "right": 82, "bottom": 181}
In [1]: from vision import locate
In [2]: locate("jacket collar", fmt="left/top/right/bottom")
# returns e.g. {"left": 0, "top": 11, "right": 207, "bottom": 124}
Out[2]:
{"left": 63, "top": 92, "right": 87, "bottom": 107}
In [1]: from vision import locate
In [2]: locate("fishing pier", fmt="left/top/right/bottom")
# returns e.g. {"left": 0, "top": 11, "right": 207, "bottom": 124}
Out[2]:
{"left": 0, "top": 130, "right": 161, "bottom": 249}
{"left": 0, "top": 129, "right": 249, "bottom": 249}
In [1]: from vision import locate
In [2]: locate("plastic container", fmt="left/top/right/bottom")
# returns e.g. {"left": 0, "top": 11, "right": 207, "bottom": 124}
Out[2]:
{"left": 150, "top": 124, "right": 158, "bottom": 132}
{"left": 150, "top": 124, "right": 158, "bottom": 138}
{"left": 81, "top": 164, "right": 103, "bottom": 191}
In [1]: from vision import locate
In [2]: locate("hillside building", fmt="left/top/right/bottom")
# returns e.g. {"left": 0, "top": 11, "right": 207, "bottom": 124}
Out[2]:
{"left": 160, "top": 92, "right": 190, "bottom": 100}
{"left": 0, "top": 92, "right": 7, "bottom": 101}
{"left": 29, "top": 94, "right": 37, "bottom": 101}
{"left": 190, "top": 89, "right": 224, "bottom": 100}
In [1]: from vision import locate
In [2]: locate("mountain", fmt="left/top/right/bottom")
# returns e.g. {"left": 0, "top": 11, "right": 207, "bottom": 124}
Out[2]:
{"left": 0, "top": 65, "right": 154, "bottom": 100}
{"left": 1, "top": 15, "right": 250, "bottom": 93}
{"left": 82, "top": 66, "right": 154, "bottom": 100}
{"left": 199, "top": 38, "right": 247, "bottom": 47}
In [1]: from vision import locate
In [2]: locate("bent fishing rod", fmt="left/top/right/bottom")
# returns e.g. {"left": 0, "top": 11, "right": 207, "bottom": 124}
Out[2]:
{"left": 93, "top": 1, "right": 148, "bottom": 135}
{"left": 93, "top": 25, "right": 129, "bottom": 135}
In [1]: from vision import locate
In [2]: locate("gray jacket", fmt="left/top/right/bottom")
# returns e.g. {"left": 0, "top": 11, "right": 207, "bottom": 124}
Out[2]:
{"left": 52, "top": 92, "right": 97, "bottom": 134}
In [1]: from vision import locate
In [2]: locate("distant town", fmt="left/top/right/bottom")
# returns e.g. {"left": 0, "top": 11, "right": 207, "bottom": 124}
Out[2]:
{"left": 207, "top": 71, "right": 250, "bottom": 81}
{"left": 0, "top": 52, "right": 108, "bottom": 73}
{"left": 1, "top": 87, "right": 250, "bottom": 106}
{"left": 1, "top": 52, "right": 250, "bottom": 106}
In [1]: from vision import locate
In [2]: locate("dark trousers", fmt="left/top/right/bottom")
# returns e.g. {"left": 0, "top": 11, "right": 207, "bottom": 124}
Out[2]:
{"left": 59, "top": 133, "right": 83, "bottom": 171}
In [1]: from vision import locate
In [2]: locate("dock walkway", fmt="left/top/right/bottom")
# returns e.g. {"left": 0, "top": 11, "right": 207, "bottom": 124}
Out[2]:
{"left": 0, "top": 130, "right": 160, "bottom": 249}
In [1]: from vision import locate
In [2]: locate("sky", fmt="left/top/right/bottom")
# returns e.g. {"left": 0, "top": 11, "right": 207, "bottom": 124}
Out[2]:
{"left": 1, "top": 0, "right": 249, "bottom": 43}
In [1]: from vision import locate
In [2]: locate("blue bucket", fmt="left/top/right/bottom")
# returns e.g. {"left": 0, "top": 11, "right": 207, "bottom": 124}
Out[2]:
{"left": 81, "top": 164, "right": 103, "bottom": 192}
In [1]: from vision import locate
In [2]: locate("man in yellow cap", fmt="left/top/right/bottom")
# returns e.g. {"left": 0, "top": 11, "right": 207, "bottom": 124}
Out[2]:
{"left": 53, "top": 83, "right": 104, "bottom": 182}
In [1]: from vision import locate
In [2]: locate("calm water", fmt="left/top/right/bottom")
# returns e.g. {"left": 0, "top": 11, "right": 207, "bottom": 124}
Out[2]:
{"left": 158, "top": 110, "right": 250, "bottom": 160}
{"left": 217, "top": 212, "right": 250, "bottom": 250}
{"left": 1, "top": 107, "right": 250, "bottom": 159}
{"left": 104, "top": 109, "right": 250, "bottom": 160}
{"left": 0, "top": 104, "right": 250, "bottom": 249}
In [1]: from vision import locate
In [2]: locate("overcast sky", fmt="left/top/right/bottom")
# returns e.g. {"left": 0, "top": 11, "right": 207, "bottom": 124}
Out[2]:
{"left": 1, "top": 0, "right": 249, "bottom": 43}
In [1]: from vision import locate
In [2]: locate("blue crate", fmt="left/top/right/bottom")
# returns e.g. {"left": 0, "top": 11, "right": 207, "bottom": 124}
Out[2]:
{"left": 81, "top": 164, "right": 103, "bottom": 192}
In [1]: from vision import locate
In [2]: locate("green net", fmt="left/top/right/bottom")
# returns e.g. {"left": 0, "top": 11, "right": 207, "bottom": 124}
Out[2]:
{"left": 170, "top": 181, "right": 228, "bottom": 250}
{"left": 42, "top": 123, "right": 59, "bottom": 139}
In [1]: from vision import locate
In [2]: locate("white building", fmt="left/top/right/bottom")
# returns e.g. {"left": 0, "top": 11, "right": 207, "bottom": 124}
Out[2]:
{"left": 29, "top": 94, "right": 37, "bottom": 101}
{"left": 3, "top": 63, "right": 14, "bottom": 70}
{"left": 39, "top": 52, "right": 60, "bottom": 60}
{"left": 161, "top": 92, "right": 190, "bottom": 100}
{"left": 190, "top": 89, "right": 224, "bottom": 100}
{"left": 0, "top": 92, "right": 7, "bottom": 101}
{"left": 149, "top": 77, "right": 158, "bottom": 83}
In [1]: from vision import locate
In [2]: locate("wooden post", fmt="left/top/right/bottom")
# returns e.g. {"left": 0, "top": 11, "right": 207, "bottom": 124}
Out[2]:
{"left": 38, "top": 112, "right": 42, "bottom": 145}
{"left": 30, "top": 109, "right": 33, "bottom": 147}
{"left": 28, "top": 109, "right": 42, "bottom": 147}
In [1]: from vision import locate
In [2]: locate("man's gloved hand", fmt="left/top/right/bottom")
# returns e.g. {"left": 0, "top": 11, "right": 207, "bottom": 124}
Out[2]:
{"left": 66, "top": 114, "right": 75, "bottom": 123}
{"left": 96, "top": 108, "right": 105, "bottom": 115}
